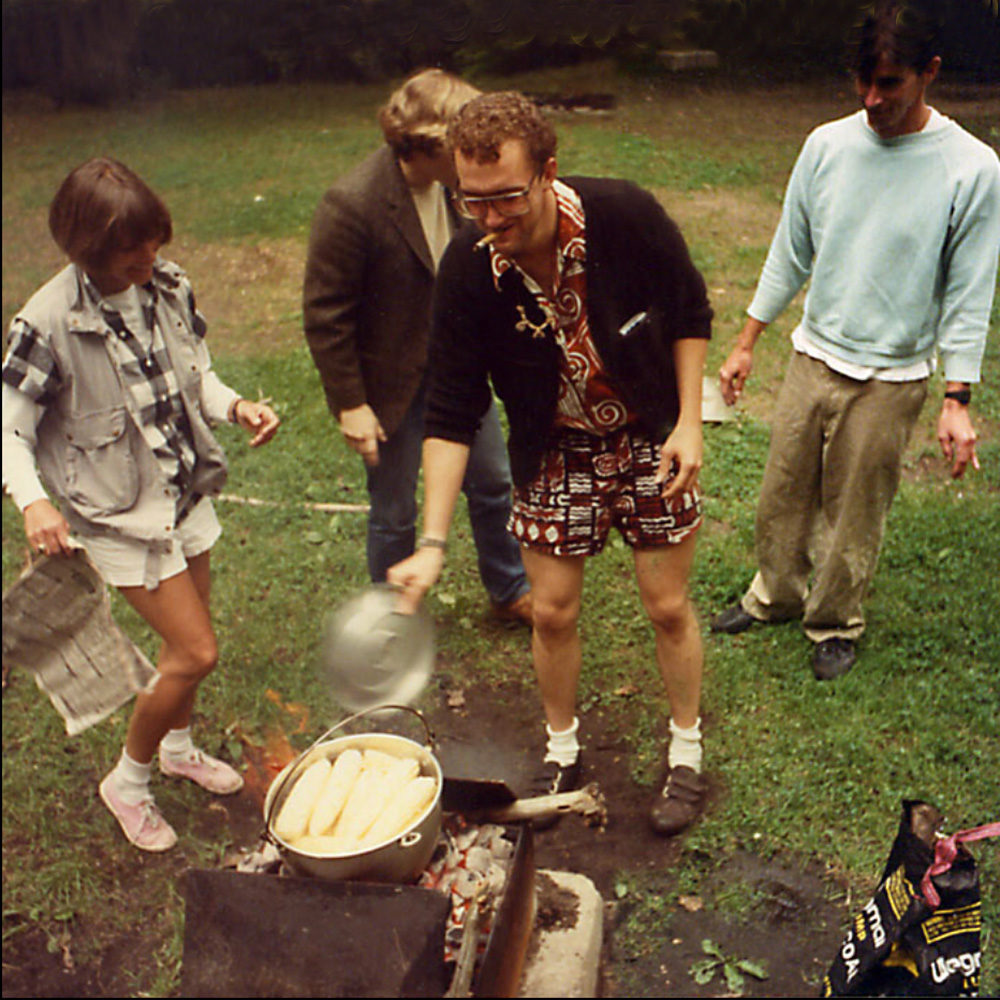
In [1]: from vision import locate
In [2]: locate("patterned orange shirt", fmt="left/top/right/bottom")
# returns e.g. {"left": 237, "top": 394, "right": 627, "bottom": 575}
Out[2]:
{"left": 489, "top": 180, "right": 637, "bottom": 435}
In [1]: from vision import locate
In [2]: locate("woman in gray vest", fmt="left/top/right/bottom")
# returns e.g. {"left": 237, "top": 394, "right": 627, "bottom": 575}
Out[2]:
{"left": 2, "top": 158, "right": 279, "bottom": 851}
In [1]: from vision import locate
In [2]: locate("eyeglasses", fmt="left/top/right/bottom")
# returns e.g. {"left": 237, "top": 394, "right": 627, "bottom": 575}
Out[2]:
{"left": 452, "top": 177, "right": 538, "bottom": 220}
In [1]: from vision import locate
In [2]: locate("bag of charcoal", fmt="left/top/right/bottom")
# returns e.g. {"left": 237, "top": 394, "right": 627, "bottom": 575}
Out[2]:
{"left": 821, "top": 800, "right": 1000, "bottom": 998}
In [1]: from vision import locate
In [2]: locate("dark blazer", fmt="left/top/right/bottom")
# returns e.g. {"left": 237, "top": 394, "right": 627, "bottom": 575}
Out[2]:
{"left": 303, "top": 145, "right": 461, "bottom": 436}
{"left": 425, "top": 176, "right": 713, "bottom": 487}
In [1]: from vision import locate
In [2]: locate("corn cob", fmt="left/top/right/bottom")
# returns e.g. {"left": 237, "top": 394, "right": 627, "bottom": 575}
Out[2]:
{"left": 363, "top": 775, "right": 437, "bottom": 847}
{"left": 327, "top": 753, "right": 420, "bottom": 852}
{"left": 273, "top": 757, "right": 331, "bottom": 842}
{"left": 307, "top": 747, "right": 363, "bottom": 837}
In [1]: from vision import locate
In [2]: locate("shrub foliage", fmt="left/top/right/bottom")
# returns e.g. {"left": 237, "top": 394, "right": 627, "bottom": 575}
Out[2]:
{"left": 2, "top": 0, "right": 997, "bottom": 103}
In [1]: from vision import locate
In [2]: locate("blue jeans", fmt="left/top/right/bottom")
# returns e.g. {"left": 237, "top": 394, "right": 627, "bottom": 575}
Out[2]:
{"left": 365, "top": 391, "right": 528, "bottom": 605}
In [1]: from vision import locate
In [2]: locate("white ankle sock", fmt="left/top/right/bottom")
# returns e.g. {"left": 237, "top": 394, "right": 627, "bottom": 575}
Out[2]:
{"left": 112, "top": 749, "right": 152, "bottom": 805}
{"left": 544, "top": 717, "right": 580, "bottom": 766}
{"left": 668, "top": 717, "right": 703, "bottom": 772}
{"left": 159, "top": 727, "right": 195, "bottom": 760}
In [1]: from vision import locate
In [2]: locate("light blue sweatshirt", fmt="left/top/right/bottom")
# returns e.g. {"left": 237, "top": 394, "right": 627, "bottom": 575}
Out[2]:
{"left": 749, "top": 109, "right": 1000, "bottom": 383}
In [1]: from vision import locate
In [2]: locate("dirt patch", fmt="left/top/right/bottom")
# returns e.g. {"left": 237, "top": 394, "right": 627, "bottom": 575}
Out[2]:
{"left": 534, "top": 871, "right": 582, "bottom": 932}
{"left": 1, "top": 676, "right": 847, "bottom": 998}
{"left": 1, "top": 651, "right": 845, "bottom": 1000}
{"left": 657, "top": 187, "right": 781, "bottom": 253}
{"left": 2, "top": 235, "right": 306, "bottom": 357}
{"left": 171, "top": 237, "right": 306, "bottom": 356}
{"left": 423, "top": 677, "right": 847, "bottom": 998}
{"left": 2, "top": 842, "right": 198, "bottom": 999}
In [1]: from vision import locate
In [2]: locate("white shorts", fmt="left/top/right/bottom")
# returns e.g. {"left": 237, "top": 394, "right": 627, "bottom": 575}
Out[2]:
{"left": 80, "top": 497, "right": 222, "bottom": 589}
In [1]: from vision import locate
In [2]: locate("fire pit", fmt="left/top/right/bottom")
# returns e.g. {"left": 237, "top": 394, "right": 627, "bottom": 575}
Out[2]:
{"left": 180, "top": 709, "right": 605, "bottom": 997}
{"left": 180, "top": 820, "right": 535, "bottom": 998}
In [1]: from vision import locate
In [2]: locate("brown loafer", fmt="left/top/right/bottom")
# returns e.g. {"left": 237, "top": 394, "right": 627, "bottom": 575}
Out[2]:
{"left": 649, "top": 765, "right": 706, "bottom": 837}
{"left": 492, "top": 590, "right": 533, "bottom": 627}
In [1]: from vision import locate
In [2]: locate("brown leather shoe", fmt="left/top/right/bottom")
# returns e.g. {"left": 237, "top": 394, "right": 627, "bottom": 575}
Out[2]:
{"left": 492, "top": 590, "right": 533, "bottom": 627}
{"left": 649, "top": 765, "right": 706, "bottom": 837}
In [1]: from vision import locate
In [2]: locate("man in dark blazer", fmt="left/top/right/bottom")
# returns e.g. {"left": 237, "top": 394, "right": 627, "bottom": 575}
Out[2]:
{"left": 303, "top": 69, "right": 530, "bottom": 622}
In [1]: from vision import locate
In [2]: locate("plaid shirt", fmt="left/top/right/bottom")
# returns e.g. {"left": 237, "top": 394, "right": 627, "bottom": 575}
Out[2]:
{"left": 3, "top": 263, "right": 212, "bottom": 521}
{"left": 489, "top": 180, "right": 636, "bottom": 435}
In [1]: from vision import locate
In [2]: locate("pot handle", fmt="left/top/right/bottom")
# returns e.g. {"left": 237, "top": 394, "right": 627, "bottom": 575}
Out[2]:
{"left": 262, "top": 704, "right": 438, "bottom": 843}
{"left": 316, "top": 704, "right": 437, "bottom": 752}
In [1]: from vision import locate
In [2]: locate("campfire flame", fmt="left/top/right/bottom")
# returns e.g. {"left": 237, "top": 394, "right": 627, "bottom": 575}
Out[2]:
{"left": 237, "top": 689, "right": 312, "bottom": 806}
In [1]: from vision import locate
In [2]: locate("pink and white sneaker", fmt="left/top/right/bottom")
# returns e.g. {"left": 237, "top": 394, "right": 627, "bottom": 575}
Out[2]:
{"left": 99, "top": 773, "right": 178, "bottom": 852}
{"left": 158, "top": 748, "right": 244, "bottom": 795}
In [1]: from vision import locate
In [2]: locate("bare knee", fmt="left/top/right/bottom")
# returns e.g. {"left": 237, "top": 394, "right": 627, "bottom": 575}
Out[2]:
{"left": 165, "top": 631, "right": 218, "bottom": 685}
{"left": 646, "top": 593, "right": 696, "bottom": 637}
{"left": 531, "top": 594, "right": 581, "bottom": 638}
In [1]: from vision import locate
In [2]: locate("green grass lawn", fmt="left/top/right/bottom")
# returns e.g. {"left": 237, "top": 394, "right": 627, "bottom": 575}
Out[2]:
{"left": 3, "top": 64, "right": 999, "bottom": 996}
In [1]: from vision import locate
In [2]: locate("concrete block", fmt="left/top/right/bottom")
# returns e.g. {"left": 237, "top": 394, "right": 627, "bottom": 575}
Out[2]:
{"left": 518, "top": 869, "right": 603, "bottom": 998}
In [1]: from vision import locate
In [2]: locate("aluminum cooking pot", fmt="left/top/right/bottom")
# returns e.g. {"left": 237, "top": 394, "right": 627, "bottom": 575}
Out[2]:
{"left": 263, "top": 708, "right": 442, "bottom": 883}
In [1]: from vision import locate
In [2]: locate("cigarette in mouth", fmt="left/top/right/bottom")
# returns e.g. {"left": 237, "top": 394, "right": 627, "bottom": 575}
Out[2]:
{"left": 474, "top": 232, "right": 500, "bottom": 251}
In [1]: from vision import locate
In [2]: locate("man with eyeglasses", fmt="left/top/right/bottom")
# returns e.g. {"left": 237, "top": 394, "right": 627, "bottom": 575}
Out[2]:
{"left": 303, "top": 70, "right": 531, "bottom": 625}
{"left": 390, "top": 91, "right": 714, "bottom": 838}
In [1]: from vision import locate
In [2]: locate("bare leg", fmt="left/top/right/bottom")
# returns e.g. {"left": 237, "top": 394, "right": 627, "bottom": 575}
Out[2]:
{"left": 635, "top": 534, "right": 708, "bottom": 835}
{"left": 634, "top": 534, "right": 702, "bottom": 729}
{"left": 519, "top": 549, "right": 586, "bottom": 733}
{"left": 118, "top": 551, "right": 217, "bottom": 764}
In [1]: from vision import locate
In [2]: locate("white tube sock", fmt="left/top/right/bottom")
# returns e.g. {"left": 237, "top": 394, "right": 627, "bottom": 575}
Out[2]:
{"left": 668, "top": 717, "right": 703, "bottom": 772}
{"left": 159, "top": 726, "right": 195, "bottom": 760}
{"left": 544, "top": 717, "right": 580, "bottom": 766}
{"left": 111, "top": 749, "right": 152, "bottom": 805}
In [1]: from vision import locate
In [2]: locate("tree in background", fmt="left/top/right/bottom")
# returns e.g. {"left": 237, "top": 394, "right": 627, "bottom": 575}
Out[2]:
{"left": 3, "top": 0, "right": 997, "bottom": 102}
{"left": 3, "top": 0, "right": 143, "bottom": 104}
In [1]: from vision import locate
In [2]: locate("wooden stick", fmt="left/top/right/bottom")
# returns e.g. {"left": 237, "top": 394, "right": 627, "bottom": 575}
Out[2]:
{"left": 216, "top": 493, "right": 369, "bottom": 513}
{"left": 480, "top": 783, "right": 607, "bottom": 828}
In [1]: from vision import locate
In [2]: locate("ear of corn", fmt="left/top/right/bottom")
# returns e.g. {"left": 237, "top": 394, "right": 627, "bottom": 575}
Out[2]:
{"left": 382, "top": 754, "right": 421, "bottom": 798}
{"left": 292, "top": 833, "right": 344, "bottom": 855}
{"left": 361, "top": 748, "right": 400, "bottom": 775}
{"left": 273, "top": 757, "right": 331, "bottom": 842}
{"left": 273, "top": 744, "right": 438, "bottom": 857}
{"left": 363, "top": 775, "right": 437, "bottom": 848}
{"left": 307, "top": 747, "right": 363, "bottom": 836}
{"left": 327, "top": 765, "right": 385, "bottom": 852}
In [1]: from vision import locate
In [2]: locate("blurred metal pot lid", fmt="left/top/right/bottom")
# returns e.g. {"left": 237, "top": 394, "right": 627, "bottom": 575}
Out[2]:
{"left": 320, "top": 584, "right": 435, "bottom": 713}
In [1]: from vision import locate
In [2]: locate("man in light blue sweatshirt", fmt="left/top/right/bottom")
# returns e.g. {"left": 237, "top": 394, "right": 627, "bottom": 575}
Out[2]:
{"left": 710, "top": 0, "right": 1000, "bottom": 680}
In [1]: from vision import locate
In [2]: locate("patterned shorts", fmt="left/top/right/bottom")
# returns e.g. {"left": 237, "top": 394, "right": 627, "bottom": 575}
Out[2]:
{"left": 509, "top": 427, "right": 702, "bottom": 556}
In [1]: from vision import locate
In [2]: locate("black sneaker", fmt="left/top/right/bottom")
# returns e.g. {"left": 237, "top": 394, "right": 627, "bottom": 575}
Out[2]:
{"left": 528, "top": 755, "right": 582, "bottom": 831}
{"left": 812, "top": 638, "right": 856, "bottom": 680}
{"left": 710, "top": 602, "right": 760, "bottom": 634}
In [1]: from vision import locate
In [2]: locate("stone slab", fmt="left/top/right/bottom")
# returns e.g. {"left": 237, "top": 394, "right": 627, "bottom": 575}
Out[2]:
{"left": 518, "top": 869, "right": 604, "bottom": 998}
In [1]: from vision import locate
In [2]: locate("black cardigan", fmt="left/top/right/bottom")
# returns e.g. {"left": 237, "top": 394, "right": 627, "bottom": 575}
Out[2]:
{"left": 424, "top": 176, "right": 713, "bottom": 487}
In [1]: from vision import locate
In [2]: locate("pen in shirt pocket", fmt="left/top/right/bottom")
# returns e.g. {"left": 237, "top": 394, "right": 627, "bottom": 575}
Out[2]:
{"left": 619, "top": 311, "right": 648, "bottom": 337}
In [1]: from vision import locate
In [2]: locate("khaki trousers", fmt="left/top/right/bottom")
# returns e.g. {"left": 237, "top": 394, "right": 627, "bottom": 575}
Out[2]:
{"left": 742, "top": 351, "right": 927, "bottom": 643}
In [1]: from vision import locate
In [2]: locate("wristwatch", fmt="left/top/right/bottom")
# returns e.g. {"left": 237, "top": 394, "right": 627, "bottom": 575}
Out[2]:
{"left": 417, "top": 536, "right": 447, "bottom": 551}
{"left": 944, "top": 388, "right": 971, "bottom": 406}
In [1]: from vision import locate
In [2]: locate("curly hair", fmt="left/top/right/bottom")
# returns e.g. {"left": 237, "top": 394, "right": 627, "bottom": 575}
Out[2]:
{"left": 853, "top": 0, "right": 943, "bottom": 80}
{"left": 378, "top": 68, "right": 480, "bottom": 161}
{"left": 446, "top": 92, "right": 557, "bottom": 172}
{"left": 49, "top": 157, "right": 172, "bottom": 272}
